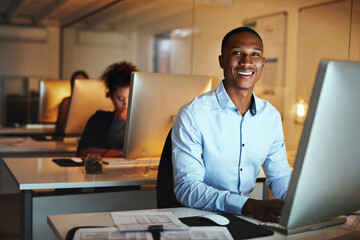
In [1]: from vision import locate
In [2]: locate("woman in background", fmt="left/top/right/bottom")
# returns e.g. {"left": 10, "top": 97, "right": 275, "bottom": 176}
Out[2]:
{"left": 56, "top": 70, "right": 89, "bottom": 135}
{"left": 77, "top": 61, "right": 138, "bottom": 157}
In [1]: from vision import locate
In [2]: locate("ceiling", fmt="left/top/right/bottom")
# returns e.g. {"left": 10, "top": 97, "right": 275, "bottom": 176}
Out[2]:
{"left": 0, "top": 0, "right": 233, "bottom": 29}
{"left": 0, "top": 0, "right": 123, "bottom": 28}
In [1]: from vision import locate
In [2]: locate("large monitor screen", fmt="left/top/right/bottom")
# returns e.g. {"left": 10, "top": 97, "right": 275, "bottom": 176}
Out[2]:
{"left": 281, "top": 60, "right": 360, "bottom": 232}
{"left": 38, "top": 79, "right": 71, "bottom": 123}
{"left": 64, "top": 79, "right": 113, "bottom": 135}
{"left": 123, "top": 72, "right": 212, "bottom": 159}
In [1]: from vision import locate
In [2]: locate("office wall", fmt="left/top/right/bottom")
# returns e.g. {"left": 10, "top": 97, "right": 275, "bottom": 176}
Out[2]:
{"left": 0, "top": 25, "right": 60, "bottom": 125}
{"left": 0, "top": 25, "right": 60, "bottom": 79}
{"left": 62, "top": 28, "right": 133, "bottom": 79}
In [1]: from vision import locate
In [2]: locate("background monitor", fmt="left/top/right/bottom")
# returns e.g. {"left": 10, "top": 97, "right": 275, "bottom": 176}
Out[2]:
{"left": 38, "top": 79, "right": 71, "bottom": 123}
{"left": 123, "top": 72, "right": 212, "bottom": 159}
{"left": 281, "top": 60, "right": 360, "bottom": 231}
{"left": 64, "top": 79, "right": 113, "bottom": 135}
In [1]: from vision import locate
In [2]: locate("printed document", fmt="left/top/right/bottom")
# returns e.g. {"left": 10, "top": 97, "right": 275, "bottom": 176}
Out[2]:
{"left": 111, "top": 211, "right": 189, "bottom": 231}
{"left": 73, "top": 226, "right": 234, "bottom": 240}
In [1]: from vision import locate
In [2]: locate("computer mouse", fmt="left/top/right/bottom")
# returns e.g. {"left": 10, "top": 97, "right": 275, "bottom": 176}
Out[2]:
{"left": 199, "top": 214, "right": 230, "bottom": 226}
{"left": 71, "top": 158, "right": 83, "bottom": 163}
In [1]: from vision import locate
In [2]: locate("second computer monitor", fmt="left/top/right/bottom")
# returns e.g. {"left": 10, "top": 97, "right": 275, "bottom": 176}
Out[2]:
{"left": 38, "top": 79, "right": 71, "bottom": 123}
{"left": 64, "top": 79, "right": 114, "bottom": 135}
{"left": 123, "top": 72, "right": 213, "bottom": 159}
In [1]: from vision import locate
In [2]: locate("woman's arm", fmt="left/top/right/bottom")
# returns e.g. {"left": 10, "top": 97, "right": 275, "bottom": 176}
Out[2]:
{"left": 78, "top": 147, "right": 123, "bottom": 158}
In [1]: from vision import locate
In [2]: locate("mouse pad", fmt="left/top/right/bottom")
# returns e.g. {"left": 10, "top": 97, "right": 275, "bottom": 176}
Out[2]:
{"left": 52, "top": 159, "right": 84, "bottom": 167}
{"left": 179, "top": 212, "right": 274, "bottom": 239}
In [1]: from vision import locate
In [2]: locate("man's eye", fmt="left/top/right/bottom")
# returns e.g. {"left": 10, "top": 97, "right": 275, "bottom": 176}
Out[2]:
{"left": 118, "top": 97, "right": 125, "bottom": 101}
{"left": 232, "top": 51, "right": 241, "bottom": 55}
{"left": 252, "top": 52, "right": 261, "bottom": 57}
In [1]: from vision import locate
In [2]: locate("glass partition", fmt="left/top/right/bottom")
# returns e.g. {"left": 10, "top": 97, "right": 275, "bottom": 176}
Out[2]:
{"left": 62, "top": 0, "right": 195, "bottom": 79}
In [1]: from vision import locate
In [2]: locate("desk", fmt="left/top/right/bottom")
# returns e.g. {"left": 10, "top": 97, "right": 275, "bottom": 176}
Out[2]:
{"left": 0, "top": 137, "right": 77, "bottom": 157}
{"left": 1, "top": 157, "right": 158, "bottom": 240}
{"left": 47, "top": 207, "right": 357, "bottom": 240}
{"left": 0, "top": 125, "right": 55, "bottom": 136}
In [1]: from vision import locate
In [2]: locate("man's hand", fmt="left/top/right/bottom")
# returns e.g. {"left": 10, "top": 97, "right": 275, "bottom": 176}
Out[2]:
{"left": 242, "top": 198, "right": 284, "bottom": 222}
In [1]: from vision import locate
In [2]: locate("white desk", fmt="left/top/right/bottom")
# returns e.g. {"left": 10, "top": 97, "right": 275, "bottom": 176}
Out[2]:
{"left": 0, "top": 125, "right": 55, "bottom": 136}
{"left": 47, "top": 207, "right": 358, "bottom": 240}
{"left": 0, "top": 137, "right": 77, "bottom": 157}
{"left": 1, "top": 157, "right": 158, "bottom": 240}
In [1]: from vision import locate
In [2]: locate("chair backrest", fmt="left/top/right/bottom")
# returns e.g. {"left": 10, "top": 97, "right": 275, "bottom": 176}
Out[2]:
{"left": 156, "top": 128, "right": 183, "bottom": 208}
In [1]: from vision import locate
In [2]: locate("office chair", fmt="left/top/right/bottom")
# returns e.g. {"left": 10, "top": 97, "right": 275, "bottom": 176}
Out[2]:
{"left": 156, "top": 128, "right": 183, "bottom": 208}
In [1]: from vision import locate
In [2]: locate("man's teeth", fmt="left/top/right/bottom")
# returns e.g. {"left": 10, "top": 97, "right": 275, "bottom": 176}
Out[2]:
{"left": 238, "top": 71, "right": 253, "bottom": 75}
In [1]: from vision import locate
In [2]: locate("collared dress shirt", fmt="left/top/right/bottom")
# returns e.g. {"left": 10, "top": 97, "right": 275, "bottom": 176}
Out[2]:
{"left": 172, "top": 81, "right": 292, "bottom": 215}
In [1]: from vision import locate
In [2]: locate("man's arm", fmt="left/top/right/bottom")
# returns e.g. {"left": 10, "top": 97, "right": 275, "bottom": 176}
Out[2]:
{"left": 243, "top": 112, "right": 291, "bottom": 222}
{"left": 262, "top": 112, "right": 292, "bottom": 201}
{"left": 78, "top": 148, "right": 123, "bottom": 157}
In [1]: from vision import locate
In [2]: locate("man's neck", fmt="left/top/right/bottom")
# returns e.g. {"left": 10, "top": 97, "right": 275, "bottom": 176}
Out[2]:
{"left": 224, "top": 83, "right": 253, "bottom": 116}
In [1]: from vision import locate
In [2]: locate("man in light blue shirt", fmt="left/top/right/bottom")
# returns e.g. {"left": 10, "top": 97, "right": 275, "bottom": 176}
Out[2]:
{"left": 172, "top": 27, "right": 292, "bottom": 222}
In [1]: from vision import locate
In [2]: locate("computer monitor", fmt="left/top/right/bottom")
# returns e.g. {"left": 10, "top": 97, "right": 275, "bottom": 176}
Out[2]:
{"left": 63, "top": 79, "right": 114, "bottom": 135}
{"left": 123, "top": 72, "right": 213, "bottom": 159}
{"left": 38, "top": 79, "right": 71, "bottom": 123}
{"left": 278, "top": 60, "right": 360, "bottom": 234}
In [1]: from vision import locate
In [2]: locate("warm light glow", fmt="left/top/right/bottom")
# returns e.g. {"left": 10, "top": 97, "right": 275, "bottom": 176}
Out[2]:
{"left": 296, "top": 102, "right": 306, "bottom": 117}
{"left": 291, "top": 99, "right": 309, "bottom": 124}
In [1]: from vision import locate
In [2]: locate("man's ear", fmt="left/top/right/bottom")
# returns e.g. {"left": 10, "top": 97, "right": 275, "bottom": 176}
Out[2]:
{"left": 218, "top": 55, "right": 224, "bottom": 69}
{"left": 106, "top": 92, "right": 110, "bottom": 98}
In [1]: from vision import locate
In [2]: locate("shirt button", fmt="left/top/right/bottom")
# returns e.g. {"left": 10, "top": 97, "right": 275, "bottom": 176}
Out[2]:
{"left": 242, "top": 144, "right": 245, "bottom": 147}
{"left": 240, "top": 168, "right": 243, "bottom": 171}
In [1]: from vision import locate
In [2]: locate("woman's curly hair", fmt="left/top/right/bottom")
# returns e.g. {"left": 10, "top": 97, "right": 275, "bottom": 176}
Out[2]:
{"left": 101, "top": 61, "right": 138, "bottom": 93}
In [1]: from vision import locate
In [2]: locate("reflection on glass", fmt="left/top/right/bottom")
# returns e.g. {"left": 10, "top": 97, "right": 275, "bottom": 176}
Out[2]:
{"left": 154, "top": 32, "right": 171, "bottom": 73}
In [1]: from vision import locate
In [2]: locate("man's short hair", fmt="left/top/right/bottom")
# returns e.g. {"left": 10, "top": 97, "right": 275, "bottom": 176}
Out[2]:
{"left": 221, "top": 27, "right": 263, "bottom": 54}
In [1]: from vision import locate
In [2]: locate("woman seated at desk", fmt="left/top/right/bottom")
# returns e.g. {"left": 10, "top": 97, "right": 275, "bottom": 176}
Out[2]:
{"left": 77, "top": 61, "right": 138, "bottom": 157}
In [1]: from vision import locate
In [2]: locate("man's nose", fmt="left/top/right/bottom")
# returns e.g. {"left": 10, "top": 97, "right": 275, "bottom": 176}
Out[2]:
{"left": 239, "top": 54, "right": 252, "bottom": 65}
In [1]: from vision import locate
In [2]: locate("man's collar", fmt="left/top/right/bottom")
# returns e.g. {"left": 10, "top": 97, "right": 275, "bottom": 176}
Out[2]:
{"left": 216, "top": 80, "right": 257, "bottom": 116}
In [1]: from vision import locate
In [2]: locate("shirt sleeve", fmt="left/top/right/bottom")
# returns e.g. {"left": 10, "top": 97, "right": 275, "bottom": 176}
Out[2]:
{"left": 262, "top": 112, "right": 292, "bottom": 201}
{"left": 172, "top": 106, "right": 249, "bottom": 215}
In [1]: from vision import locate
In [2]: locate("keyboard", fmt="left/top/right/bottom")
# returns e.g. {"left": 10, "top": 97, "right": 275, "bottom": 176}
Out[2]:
{"left": 259, "top": 222, "right": 286, "bottom": 233}
{"left": 102, "top": 157, "right": 160, "bottom": 165}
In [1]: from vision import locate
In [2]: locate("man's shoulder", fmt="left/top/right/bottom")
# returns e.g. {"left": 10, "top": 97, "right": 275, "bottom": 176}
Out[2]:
{"left": 254, "top": 95, "right": 278, "bottom": 111}
{"left": 182, "top": 89, "right": 217, "bottom": 110}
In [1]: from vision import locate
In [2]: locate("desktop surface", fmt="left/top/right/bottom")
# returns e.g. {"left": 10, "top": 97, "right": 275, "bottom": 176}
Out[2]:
{"left": 2, "top": 157, "right": 158, "bottom": 240}
{"left": 0, "top": 137, "right": 77, "bottom": 157}
{"left": 2, "top": 157, "right": 157, "bottom": 190}
{"left": 0, "top": 124, "right": 55, "bottom": 136}
{"left": 47, "top": 207, "right": 357, "bottom": 240}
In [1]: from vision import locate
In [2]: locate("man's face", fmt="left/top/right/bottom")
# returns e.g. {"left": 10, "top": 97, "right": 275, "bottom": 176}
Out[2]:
{"left": 219, "top": 31, "right": 265, "bottom": 92}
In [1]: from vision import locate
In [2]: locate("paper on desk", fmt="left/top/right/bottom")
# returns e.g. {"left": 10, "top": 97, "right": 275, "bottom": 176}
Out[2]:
{"left": 73, "top": 227, "right": 152, "bottom": 240}
{"left": 111, "top": 211, "right": 190, "bottom": 232}
{"left": 73, "top": 226, "right": 233, "bottom": 240}
{"left": 162, "top": 226, "right": 233, "bottom": 240}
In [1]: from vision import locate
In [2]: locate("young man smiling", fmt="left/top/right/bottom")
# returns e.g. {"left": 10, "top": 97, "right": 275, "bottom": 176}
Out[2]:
{"left": 172, "top": 27, "right": 292, "bottom": 222}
